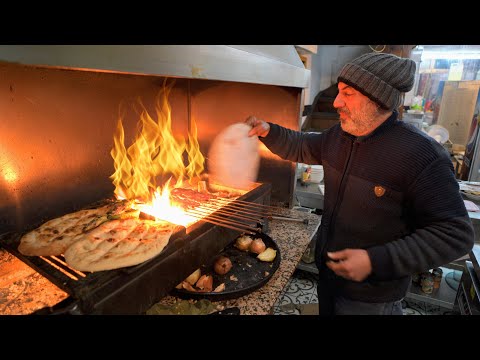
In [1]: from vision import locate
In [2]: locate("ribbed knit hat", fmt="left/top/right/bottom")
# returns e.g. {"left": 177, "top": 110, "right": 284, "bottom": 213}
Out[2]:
{"left": 337, "top": 52, "right": 416, "bottom": 110}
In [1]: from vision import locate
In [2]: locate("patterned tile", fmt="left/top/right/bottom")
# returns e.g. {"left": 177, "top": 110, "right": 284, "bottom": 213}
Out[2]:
{"left": 276, "top": 302, "right": 301, "bottom": 315}
{"left": 274, "top": 269, "right": 460, "bottom": 315}
{"left": 274, "top": 270, "right": 318, "bottom": 315}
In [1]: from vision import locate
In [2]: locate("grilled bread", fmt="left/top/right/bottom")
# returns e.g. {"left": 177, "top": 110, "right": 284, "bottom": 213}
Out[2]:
{"left": 63, "top": 217, "right": 175, "bottom": 272}
{"left": 18, "top": 201, "right": 131, "bottom": 257}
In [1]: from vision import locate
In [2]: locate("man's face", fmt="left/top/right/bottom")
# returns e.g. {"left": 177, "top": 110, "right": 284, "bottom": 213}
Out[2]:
{"left": 333, "top": 82, "right": 385, "bottom": 136}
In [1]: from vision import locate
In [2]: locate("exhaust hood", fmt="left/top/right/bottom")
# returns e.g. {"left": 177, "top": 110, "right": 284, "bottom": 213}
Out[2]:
{"left": 0, "top": 45, "right": 310, "bottom": 88}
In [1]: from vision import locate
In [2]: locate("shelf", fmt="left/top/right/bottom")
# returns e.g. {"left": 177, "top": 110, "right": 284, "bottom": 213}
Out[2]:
{"left": 405, "top": 267, "right": 461, "bottom": 310}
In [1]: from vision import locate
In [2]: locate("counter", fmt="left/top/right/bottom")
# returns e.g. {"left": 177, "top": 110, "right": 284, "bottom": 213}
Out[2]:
{"left": 0, "top": 209, "right": 321, "bottom": 315}
{"left": 152, "top": 209, "right": 322, "bottom": 315}
{"left": 294, "top": 179, "right": 324, "bottom": 210}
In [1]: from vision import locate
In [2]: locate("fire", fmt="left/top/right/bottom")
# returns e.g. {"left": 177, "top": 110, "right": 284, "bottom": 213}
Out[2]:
{"left": 136, "top": 181, "right": 197, "bottom": 227}
{"left": 110, "top": 80, "right": 205, "bottom": 225}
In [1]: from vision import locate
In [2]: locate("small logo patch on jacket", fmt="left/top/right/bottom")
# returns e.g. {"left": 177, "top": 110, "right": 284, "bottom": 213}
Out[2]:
{"left": 374, "top": 186, "right": 386, "bottom": 197}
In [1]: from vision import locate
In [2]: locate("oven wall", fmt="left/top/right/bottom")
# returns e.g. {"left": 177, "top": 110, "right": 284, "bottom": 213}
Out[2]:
{"left": 0, "top": 62, "right": 301, "bottom": 234}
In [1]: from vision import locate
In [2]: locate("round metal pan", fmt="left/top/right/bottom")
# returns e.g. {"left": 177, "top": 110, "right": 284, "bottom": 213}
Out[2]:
{"left": 171, "top": 232, "right": 281, "bottom": 301}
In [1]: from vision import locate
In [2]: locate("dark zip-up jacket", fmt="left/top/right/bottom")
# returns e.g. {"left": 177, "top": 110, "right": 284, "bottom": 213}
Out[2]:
{"left": 261, "top": 112, "right": 474, "bottom": 302}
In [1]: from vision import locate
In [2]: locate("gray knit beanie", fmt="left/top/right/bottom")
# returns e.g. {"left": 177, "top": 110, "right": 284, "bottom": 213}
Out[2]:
{"left": 337, "top": 52, "right": 416, "bottom": 110}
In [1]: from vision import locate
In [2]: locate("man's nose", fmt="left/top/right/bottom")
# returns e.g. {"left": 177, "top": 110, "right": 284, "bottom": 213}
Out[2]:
{"left": 333, "top": 95, "right": 344, "bottom": 109}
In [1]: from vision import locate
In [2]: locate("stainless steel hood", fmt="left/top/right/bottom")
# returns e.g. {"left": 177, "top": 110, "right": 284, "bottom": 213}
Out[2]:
{"left": 0, "top": 45, "right": 310, "bottom": 88}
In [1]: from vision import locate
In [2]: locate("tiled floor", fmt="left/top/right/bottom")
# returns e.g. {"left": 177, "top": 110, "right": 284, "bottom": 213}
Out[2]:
{"left": 273, "top": 269, "right": 459, "bottom": 315}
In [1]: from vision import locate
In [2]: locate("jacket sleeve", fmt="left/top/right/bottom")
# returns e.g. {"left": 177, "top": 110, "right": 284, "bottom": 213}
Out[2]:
{"left": 367, "top": 157, "right": 475, "bottom": 280}
{"left": 260, "top": 123, "right": 324, "bottom": 164}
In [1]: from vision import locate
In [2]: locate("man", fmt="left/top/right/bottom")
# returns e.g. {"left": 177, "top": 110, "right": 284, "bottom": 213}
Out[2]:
{"left": 246, "top": 52, "right": 474, "bottom": 315}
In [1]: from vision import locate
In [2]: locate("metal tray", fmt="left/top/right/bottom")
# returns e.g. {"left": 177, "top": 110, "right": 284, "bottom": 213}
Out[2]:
{"left": 171, "top": 231, "right": 281, "bottom": 301}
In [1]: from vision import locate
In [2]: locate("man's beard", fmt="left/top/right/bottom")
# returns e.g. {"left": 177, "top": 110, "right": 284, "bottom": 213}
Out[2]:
{"left": 337, "top": 103, "right": 382, "bottom": 136}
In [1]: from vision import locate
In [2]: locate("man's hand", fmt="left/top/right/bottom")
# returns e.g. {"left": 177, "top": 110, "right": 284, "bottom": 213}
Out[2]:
{"left": 326, "top": 249, "right": 372, "bottom": 282}
{"left": 245, "top": 115, "right": 270, "bottom": 138}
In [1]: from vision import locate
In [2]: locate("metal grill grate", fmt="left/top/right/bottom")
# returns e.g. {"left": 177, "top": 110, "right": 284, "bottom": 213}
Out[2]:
{"left": 0, "top": 182, "right": 272, "bottom": 314}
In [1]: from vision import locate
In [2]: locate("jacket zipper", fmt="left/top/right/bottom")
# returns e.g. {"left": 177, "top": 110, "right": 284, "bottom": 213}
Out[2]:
{"left": 326, "top": 138, "right": 359, "bottom": 248}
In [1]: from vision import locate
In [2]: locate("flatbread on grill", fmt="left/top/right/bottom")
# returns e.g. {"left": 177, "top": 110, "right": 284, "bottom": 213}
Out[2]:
{"left": 18, "top": 201, "right": 131, "bottom": 257}
{"left": 208, "top": 123, "right": 260, "bottom": 190}
{"left": 63, "top": 218, "right": 175, "bottom": 272}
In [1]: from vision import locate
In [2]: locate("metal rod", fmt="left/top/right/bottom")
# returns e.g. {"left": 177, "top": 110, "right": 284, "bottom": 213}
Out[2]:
{"left": 186, "top": 212, "right": 258, "bottom": 235}
{"left": 208, "top": 199, "right": 284, "bottom": 217}
{"left": 270, "top": 216, "right": 309, "bottom": 225}
{"left": 186, "top": 209, "right": 259, "bottom": 229}
{"left": 197, "top": 203, "right": 264, "bottom": 223}
{"left": 205, "top": 200, "right": 270, "bottom": 218}
{"left": 215, "top": 197, "right": 287, "bottom": 213}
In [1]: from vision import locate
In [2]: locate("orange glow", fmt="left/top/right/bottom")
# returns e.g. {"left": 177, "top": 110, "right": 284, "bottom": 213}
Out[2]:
{"left": 110, "top": 81, "right": 206, "bottom": 225}
{"left": 3, "top": 165, "right": 18, "bottom": 183}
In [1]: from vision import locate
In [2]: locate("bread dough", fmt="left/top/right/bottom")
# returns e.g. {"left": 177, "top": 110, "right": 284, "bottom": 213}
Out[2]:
{"left": 208, "top": 123, "right": 260, "bottom": 190}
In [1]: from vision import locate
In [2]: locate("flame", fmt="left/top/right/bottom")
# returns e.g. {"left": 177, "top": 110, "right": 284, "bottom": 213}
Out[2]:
{"left": 110, "top": 80, "right": 206, "bottom": 225}
{"left": 185, "top": 117, "right": 205, "bottom": 184}
{"left": 137, "top": 180, "right": 197, "bottom": 227}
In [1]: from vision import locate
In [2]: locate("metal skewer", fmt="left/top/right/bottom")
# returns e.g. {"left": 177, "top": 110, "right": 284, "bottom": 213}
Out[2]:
{"left": 196, "top": 203, "right": 264, "bottom": 223}
{"left": 213, "top": 197, "right": 288, "bottom": 213}
{"left": 185, "top": 209, "right": 260, "bottom": 232}
{"left": 208, "top": 199, "right": 286, "bottom": 217}
{"left": 185, "top": 213, "right": 259, "bottom": 235}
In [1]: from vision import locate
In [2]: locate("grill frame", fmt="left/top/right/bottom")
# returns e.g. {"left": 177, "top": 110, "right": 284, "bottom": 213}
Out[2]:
{"left": 0, "top": 182, "right": 272, "bottom": 314}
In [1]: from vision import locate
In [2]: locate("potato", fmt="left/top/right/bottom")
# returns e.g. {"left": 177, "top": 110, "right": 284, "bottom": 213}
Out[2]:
{"left": 214, "top": 256, "right": 232, "bottom": 275}
{"left": 249, "top": 238, "right": 266, "bottom": 254}
{"left": 257, "top": 247, "right": 277, "bottom": 262}
{"left": 235, "top": 235, "right": 253, "bottom": 251}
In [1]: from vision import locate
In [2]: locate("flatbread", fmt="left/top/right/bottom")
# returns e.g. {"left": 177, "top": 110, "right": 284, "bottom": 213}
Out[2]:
{"left": 18, "top": 201, "right": 130, "bottom": 256}
{"left": 208, "top": 123, "right": 260, "bottom": 190}
{"left": 63, "top": 218, "right": 175, "bottom": 272}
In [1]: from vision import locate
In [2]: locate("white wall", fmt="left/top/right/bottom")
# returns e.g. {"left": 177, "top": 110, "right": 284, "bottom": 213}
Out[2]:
{"left": 308, "top": 45, "right": 370, "bottom": 105}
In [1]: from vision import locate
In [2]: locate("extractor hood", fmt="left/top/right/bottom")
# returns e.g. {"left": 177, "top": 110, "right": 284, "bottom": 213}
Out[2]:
{"left": 0, "top": 45, "right": 310, "bottom": 88}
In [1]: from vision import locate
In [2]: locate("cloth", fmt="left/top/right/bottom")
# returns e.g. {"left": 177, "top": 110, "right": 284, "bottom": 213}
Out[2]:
{"left": 464, "top": 200, "right": 480, "bottom": 212}
{"left": 261, "top": 111, "right": 474, "bottom": 303}
{"left": 338, "top": 52, "right": 416, "bottom": 110}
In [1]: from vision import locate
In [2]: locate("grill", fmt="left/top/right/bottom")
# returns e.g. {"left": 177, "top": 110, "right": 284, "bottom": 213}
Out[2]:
{"left": 0, "top": 183, "right": 272, "bottom": 314}
{"left": 0, "top": 47, "right": 306, "bottom": 315}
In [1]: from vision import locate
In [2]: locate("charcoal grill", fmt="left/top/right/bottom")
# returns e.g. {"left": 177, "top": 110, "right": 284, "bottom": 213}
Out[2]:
{"left": 0, "top": 46, "right": 307, "bottom": 314}
{"left": 0, "top": 183, "right": 272, "bottom": 314}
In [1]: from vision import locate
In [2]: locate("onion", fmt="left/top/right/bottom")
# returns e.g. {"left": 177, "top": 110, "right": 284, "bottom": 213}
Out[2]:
{"left": 257, "top": 247, "right": 277, "bottom": 262}
{"left": 214, "top": 256, "right": 233, "bottom": 275}
{"left": 214, "top": 283, "right": 226, "bottom": 292}
{"left": 249, "top": 238, "right": 266, "bottom": 254}
{"left": 235, "top": 235, "right": 253, "bottom": 251}
{"left": 196, "top": 275, "right": 213, "bottom": 292}
{"left": 185, "top": 268, "right": 201, "bottom": 285}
